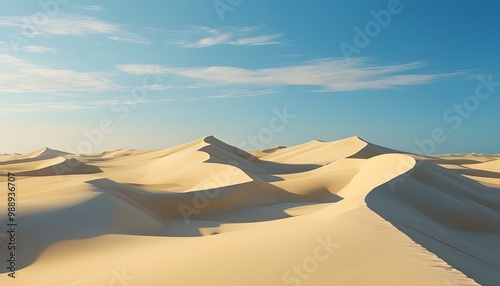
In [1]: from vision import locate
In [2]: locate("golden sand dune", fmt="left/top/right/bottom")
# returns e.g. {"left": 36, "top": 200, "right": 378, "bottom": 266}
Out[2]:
{"left": 1, "top": 147, "right": 72, "bottom": 162}
{"left": 0, "top": 136, "right": 499, "bottom": 285}
{"left": 0, "top": 156, "right": 101, "bottom": 177}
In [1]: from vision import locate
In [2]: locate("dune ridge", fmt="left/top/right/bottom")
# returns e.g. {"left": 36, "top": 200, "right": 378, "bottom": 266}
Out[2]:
{"left": 1, "top": 136, "right": 498, "bottom": 285}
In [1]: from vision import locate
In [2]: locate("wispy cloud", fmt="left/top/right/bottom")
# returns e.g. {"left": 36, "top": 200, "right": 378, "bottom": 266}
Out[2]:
{"left": 0, "top": 54, "right": 120, "bottom": 93}
{"left": 0, "top": 13, "right": 150, "bottom": 45}
{"left": 73, "top": 5, "right": 106, "bottom": 11}
{"left": 232, "top": 34, "right": 284, "bottom": 46}
{"left": 0, "top": 99, "right": 133, "bottom": 114}
{"left": 0, "top": 102, "right": 98, "bottom": 114}
{"left": 118, "top": 58, "right": 459, "bottom": 92}
{"left": 0, "top": 41, "right": 11, "bottom": 52}
{"left": 0, "top": 97, "right": 165, "bottom": 114}
{"left": 108, "top": 33, "right": 151, "bottom": 45}
{"left": 0, "top": 42, "right": 56, "bottom": 53}
{"left": 172, "top": 26, "right": 284, "bottom": 48}
{"left": 0, "top": 90, "right": 278, "bottom": 113}
{"left": 21, "top": 45, "right": 57, "bottom": 53}
{"left": 195, "top": 89, "right": 279, "bottom": 100}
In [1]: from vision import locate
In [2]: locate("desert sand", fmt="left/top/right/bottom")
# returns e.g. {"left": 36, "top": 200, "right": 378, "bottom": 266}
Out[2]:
{"left": 0, "top": 136, "right": 499, "bottom": 285}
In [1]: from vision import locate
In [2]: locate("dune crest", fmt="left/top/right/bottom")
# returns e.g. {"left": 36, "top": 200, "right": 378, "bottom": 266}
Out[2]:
{"left": 11, "top": 147, "right": 72, "bottom": 161}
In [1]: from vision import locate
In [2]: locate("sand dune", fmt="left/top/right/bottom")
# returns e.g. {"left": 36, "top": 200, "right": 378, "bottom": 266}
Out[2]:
{"left": 1, "top": 136, "right": 498, "bottom": 285}
{"left": 1, "top": 147, "right": 72, "bottom": 162}
{"left": 0, "top": 156, "right": 101, "bottom": 176}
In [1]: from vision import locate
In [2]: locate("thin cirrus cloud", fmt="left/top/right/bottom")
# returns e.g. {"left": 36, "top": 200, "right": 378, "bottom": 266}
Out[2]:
{"left": 0, "top": 102, "right": 98, "bottom": 114}
{"left": 192, "top": 89, "right": 279, "bottom": 100}
{"left": 172, "top": 26, "right": 284, "bottom": 48}
{"left": 0, "top": 90, "right": 276, "bottom": 114}
{"left": 73, "top": 5, "right": 106, "bottom": 11}
{"left": 0, "top": 54, "right": 120, "bottom": 93}
{"left": 0, "top": 13, "right": 150, "bottom": 45}
{"left": 118, "top": 58, "right": 459, "bottom": 92}
{"left": 0, "top": 42, "right": 56, "bottom": 53}
{"left": 0, "top": 98, "right": 161, "bottom": 114}
{"left": 21, "top": 45, "right": 57, "bottom": 53}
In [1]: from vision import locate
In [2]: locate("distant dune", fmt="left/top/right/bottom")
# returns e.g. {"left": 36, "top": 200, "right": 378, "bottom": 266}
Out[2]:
{"left": 0, "top": 136, "right": 499, "bottom": 285}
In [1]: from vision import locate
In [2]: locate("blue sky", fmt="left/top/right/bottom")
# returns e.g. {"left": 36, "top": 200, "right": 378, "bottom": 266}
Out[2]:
{"left": 0, "top": 0, "right": 499, "bottom": 154}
